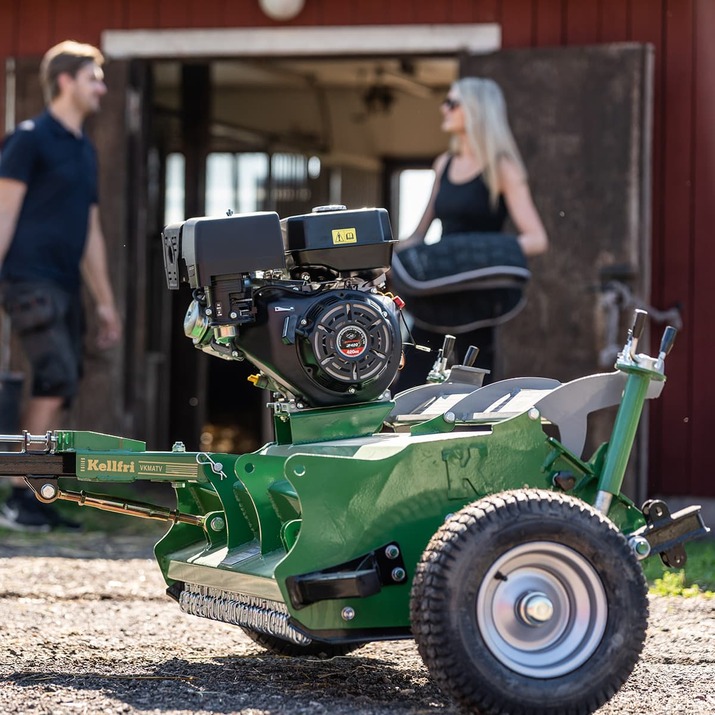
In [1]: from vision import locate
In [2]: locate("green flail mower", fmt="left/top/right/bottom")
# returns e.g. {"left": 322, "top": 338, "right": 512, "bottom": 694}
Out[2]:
{"left": 0, "top": 206, "right": 709, "bottom": 715}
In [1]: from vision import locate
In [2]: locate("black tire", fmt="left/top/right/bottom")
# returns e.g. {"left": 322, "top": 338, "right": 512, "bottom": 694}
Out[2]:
{"left": 410, "top": 489, "right": 648, "bottom": 715}
{"left": 240, "top": 626, "right": 364, "bottom": 658}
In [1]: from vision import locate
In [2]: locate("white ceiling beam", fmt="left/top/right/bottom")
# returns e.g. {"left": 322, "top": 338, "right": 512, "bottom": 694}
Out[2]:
{"left": 102, "top": 24, "right": 501, "bottom": 59}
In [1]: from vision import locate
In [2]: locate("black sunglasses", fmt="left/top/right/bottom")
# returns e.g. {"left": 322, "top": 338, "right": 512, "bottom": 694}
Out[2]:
{"left": 441, "top": 97, "right": 461, "bottom": 110}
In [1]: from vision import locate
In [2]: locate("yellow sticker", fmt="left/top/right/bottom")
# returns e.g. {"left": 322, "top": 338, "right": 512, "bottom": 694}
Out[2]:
{"left": 332, "top": 228, "right": 357, "bottom": 244}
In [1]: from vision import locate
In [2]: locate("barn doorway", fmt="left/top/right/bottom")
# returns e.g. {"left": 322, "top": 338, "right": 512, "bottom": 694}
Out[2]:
{"left": 148, "top": 55, "right": 459, "bottom": 452}
{"left": 5, "top": 34, "right": 653, "bottom": 506}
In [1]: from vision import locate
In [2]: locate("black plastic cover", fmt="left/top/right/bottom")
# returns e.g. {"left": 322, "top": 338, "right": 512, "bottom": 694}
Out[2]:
{"left": 281, "top": 207, "right": 395, "bottom": 276}
{"left": 169, "top": 212, "right": 285, "bottom": 289}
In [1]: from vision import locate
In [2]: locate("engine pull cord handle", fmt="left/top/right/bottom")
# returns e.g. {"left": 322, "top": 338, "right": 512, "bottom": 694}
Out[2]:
{"left": 399, "top": 310, "right": 431, "bottom": 355}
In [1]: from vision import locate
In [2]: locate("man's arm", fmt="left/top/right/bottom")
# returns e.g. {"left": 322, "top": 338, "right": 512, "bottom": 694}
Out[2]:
{"left": 81, "top": 205, "right": 121, "bottom": 349}
{"left": 0, "top": 178, "right": 28, "bottom": 266}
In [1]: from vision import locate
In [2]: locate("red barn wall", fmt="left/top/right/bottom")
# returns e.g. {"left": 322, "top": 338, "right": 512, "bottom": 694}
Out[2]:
{"left": 0, "top": 0, "right": 712, "bottom": 498}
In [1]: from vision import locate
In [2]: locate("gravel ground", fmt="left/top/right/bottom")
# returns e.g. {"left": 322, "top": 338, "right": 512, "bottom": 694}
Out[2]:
{"left": 0, "top": 534, "right": 713, "bottom": 715}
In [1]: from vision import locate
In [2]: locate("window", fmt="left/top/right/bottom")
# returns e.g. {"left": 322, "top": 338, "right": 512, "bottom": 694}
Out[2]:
{"left": 394, "top": 168, "right": 441, "bottom": 243}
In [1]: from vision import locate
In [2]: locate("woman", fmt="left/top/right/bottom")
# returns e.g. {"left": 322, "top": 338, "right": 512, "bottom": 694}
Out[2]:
{"left": 395, "top": 76, "right": 548, "bottom": 387}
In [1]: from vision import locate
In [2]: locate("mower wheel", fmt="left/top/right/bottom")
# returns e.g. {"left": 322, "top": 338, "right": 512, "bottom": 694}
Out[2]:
{"left": 240, "top": 627, "right": 364, "bottom": 658}
{"left": 410, "top": 489, "right": 648, "bottom": 715}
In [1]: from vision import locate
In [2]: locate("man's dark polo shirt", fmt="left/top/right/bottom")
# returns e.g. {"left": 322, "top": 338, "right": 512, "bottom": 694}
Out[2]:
{"left": 0, "top": 110, "right": 98, "bottom": 293}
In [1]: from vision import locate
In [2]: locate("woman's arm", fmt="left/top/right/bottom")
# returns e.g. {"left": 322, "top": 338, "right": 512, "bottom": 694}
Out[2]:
{"left": 395, "top": 153, "right": 449, "bottom": 252}
{"left": 499, "top": 158, "right": 549, "bottom": 257}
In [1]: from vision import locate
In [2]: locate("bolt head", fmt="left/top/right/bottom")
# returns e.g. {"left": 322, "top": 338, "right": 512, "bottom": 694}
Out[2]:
{"left": 391, "top": 567, "right": 406, "bottom": 582}
{"left": 341, "top": 607, "right": 355, "bottom": 621}
{"left": 209, "top": 516, "right": 225, "bottom": 532}
{"left": 40, "top": 484, "right": 57, "bottom": 499}
{"left": 629, "top": 536, "right": 651, "bottom": 558}
{"left": 384, "top": 544, "right": 400, "bottom": 560}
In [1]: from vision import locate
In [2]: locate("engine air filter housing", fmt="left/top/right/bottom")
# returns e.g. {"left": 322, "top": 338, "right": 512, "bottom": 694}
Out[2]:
{"left": 281, "top": 207, "right": 395, "bottom": 280}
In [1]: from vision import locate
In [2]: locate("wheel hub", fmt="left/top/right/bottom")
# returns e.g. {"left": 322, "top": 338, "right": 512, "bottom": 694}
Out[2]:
{"left": 476, "top": 541, "right": 608, "bottom": 678}
{"left": 517, "top": 591, "right": 554, "bottom": 626}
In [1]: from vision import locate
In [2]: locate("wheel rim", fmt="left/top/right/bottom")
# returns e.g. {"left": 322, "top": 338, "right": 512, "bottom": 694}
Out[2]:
{"left": 476, "top": 541, "right": 607, "bottom": 678}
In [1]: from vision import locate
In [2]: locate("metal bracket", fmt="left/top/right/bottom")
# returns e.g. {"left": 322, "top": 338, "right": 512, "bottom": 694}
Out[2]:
{"left": 632, "top": 499, "right": 710, "bottom": 567}
{"left": 286, "top": 541, "right": 407, "bottom": 609}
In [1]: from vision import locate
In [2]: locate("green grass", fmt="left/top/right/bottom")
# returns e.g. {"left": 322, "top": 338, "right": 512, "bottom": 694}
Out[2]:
{"left": 642, "top": 537, "right": 715, "bottom": 597}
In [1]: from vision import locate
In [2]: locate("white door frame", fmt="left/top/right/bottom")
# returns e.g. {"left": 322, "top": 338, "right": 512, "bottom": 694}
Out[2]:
{"left": 102, "top": 24, "right": 500, "bottom": 59}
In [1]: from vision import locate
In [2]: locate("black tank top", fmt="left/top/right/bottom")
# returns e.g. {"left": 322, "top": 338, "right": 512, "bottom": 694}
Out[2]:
{"left": 434, "top": 156, "right": 508, "bottom": 235}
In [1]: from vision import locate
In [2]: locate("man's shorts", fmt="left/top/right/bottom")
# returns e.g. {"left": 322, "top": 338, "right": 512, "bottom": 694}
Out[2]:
{"left": 1, "top": 282, "right": 84, "bottom": 403}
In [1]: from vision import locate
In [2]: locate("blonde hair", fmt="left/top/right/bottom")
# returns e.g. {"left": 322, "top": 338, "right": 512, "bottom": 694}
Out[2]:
{"left": 450, "top": 77, "right": 526, "bottom": 207}
{"left": 40, "top": 40, "right": 104, "bottom": 103}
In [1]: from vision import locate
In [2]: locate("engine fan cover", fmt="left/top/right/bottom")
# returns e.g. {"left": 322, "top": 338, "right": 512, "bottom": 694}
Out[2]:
{"left": 301, "top": 294, "right": 400, "bottom": 395}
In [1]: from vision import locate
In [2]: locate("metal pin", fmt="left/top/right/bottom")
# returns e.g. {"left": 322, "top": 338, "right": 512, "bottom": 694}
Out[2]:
{"left": 196, "top": 452, "right": 228, "bottom": 480}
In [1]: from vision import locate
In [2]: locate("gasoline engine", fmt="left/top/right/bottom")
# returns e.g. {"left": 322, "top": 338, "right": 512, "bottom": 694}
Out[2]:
{"left": 162, "top": 206, "right": 403, "bottom": 407}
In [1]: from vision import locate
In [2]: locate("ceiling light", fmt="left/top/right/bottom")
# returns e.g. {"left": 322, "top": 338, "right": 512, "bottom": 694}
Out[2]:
{"left": 258, "top": 0, "right": 306, "bottom": 21}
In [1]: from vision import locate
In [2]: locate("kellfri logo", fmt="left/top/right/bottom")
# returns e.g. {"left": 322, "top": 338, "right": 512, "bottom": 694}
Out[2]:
{"left": 85, "top": 459, "right": 135, "bottom": 473}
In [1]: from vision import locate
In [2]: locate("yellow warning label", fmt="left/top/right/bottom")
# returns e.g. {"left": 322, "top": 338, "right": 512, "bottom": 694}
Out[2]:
{"left": 332, "top": 228, "right": 357, "bottom": 245}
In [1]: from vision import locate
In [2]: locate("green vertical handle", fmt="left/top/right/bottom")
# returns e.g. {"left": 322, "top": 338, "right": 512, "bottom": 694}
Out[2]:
{"left": 597, "top": 371, "right": 651, "bottom": 497}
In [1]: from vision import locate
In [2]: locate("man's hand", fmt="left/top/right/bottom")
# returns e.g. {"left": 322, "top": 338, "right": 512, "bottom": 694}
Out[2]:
{"left": 95, "top": 303, "right": 122, "bottom": 350}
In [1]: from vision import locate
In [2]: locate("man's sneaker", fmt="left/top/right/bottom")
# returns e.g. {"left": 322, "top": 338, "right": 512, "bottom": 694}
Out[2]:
{"left": 0, "top": 489, "right": 81, "bottom": 532}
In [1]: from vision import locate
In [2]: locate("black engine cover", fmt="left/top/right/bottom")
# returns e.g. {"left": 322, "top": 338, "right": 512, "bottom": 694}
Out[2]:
{"left": 235, "top": 289, "right": 402, "bottom": 407}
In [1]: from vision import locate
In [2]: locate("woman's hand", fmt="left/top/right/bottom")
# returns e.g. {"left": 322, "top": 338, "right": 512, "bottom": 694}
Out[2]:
{"left": 395, "top": 233, "right": 424, "bottom": 254}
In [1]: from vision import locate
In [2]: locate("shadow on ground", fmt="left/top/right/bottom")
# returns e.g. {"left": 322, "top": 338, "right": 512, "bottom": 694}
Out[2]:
{"left": 2, "top": 651, "right": 455, "bottom": 714}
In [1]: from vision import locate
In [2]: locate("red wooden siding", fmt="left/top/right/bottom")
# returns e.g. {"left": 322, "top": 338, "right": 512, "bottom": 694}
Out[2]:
{"left": 0, "top": 0, "right": 710, "bottom": 497}
{"left": 690, "top": 0, "right": 715, "bottom": 498}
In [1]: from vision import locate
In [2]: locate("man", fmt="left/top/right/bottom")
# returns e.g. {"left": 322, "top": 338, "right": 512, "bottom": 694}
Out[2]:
{"left": 0, "top": 41, "right": 121, "bottom": 531}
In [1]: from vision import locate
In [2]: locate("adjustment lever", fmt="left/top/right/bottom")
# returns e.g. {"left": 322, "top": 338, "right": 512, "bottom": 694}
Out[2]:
{"left": 655, "top": 325, "right": 678, "bottom": 371}
{"left": 441, "top": 335, "right": 455, "bottom": 363}
{"left": 462, "top": 345, "right": 480, "bottom": 368}
{"left": 659, "top": 325, "right": 678, "bottom": 357}
{"left": 628, "top": 309, "right": 648, "bottom": 359}
{"left": 428, "top": 334, "right": 456, "bottom": 383}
